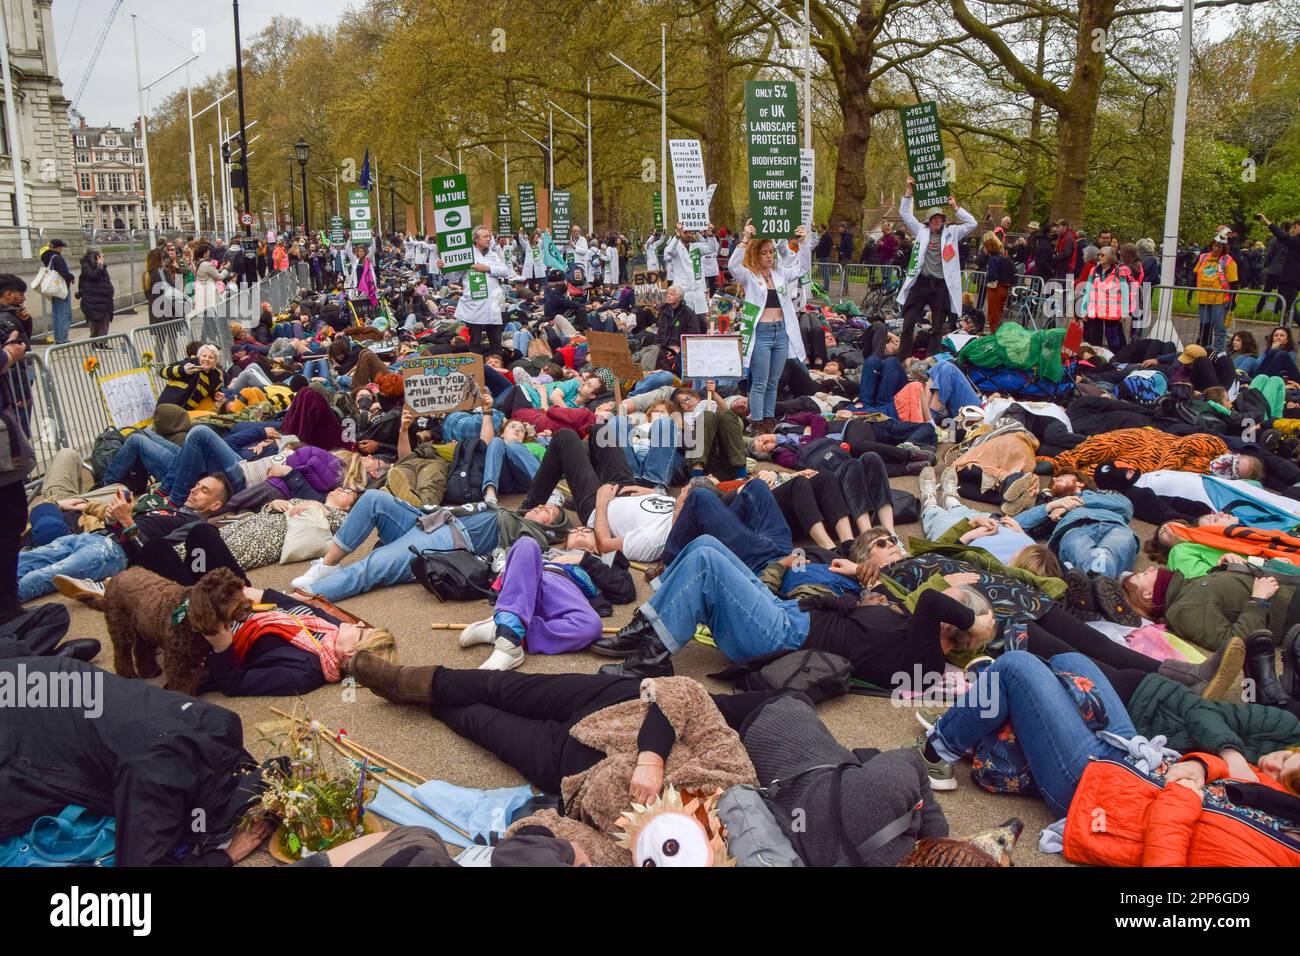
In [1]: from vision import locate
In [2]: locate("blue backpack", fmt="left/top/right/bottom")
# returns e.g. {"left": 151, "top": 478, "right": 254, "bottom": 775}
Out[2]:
{"left": 1118, "top": 369, "right": 1167, "bottom": 404}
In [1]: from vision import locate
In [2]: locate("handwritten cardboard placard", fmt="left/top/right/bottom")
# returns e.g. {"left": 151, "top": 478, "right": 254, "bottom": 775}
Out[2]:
{"left": 585, "top": 330, "right": 644, "bottom": 382}
{"left": 399, "top": 353, "right": 485, "bottom": 414}
{"left": 681, "top": 335, "right": 744, "bottom": 379}
{"left": 99, "top": 368, "right": 157, "bottom": 429}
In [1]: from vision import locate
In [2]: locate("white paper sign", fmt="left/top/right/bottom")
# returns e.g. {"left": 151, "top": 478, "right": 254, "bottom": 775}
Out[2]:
{"left": 800, "top": 148, "right": 815, "bottom": 228}
{"left": 681, "top": 334, "right": 744, "bottom": 379}
{"left": 99, "top": 368, "right": 157, "bottom": 429}
{"left": 669, "top": 139, "right": 709, "bottom": 231}
{"left": 706, "top": 182, "right": 717, "bottom": 211}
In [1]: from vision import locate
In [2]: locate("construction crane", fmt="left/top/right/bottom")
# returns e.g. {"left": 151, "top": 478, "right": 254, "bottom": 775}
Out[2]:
{"left": 68, "top": 0, "right": 124, "bottom": 124}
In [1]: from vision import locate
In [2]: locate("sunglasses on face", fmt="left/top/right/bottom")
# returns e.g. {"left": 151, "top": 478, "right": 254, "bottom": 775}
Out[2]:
{"left": 871, "top": 538, "right": 895, "bottom": 550}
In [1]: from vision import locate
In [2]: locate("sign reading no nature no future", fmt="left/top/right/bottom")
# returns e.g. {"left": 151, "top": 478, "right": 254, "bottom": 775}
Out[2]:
{"left": 432, "top": 174, "right": 474, "bottom": 270}
{"left": 900, "top": 101, "right": 949, "bottom": 209}
{"left": 744, "top": 80, "right": 800, "bottom": 239}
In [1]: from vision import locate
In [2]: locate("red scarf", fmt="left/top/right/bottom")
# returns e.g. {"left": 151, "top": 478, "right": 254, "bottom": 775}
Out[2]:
{"left": 230, "top": 609, "right": 341, "bottom": 682}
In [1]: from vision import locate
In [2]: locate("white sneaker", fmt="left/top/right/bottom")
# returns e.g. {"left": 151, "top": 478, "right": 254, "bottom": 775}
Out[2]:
{"left": 918, "top": 466, "right": 937, "bottom": 507}
{"left": 939, "top": 466, "right": 960, "bottom": 503}
{"left": 291, "top": 558, "right": 339, "bottom": 592}
{"left": 479, "top": 637, "right": 525, "bottom": 671}
{"left": 458, "top": 617, "right": 497, "bottom": 648}
{"left": 53, "top": 575, "right": 105, "bottom": 603}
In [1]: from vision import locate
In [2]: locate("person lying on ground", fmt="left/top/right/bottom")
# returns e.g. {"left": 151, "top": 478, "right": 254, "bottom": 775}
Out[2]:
{"left": 1013, "top": 485, "right": 1140, "bottom": 581}
{"left": 714, "top": 468, "right": 859, "bottom": 551}
{"left": 1076, "top": 460, "right": 1298, "bottom": 529}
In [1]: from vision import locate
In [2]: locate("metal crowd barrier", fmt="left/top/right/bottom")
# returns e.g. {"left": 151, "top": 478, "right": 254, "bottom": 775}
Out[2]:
{"left": 811, "top": 261, "right": 845, "bottom": 301}
{"left": 3, "top": 351, "right": 68, "bottom": 491}
{"left": 42, "top": 333, "right": 144, "bottom": 473}
{"left": 130, "top": 318, "right": 193, "bottom": 369}
{"left": 841, "top": 263, "right": 904, "bottom": 305}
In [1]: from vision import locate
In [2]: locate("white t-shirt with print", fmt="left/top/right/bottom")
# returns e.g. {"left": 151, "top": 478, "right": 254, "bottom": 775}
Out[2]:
{"left": 588, "top": 493, "right": 676, "bottom": 562}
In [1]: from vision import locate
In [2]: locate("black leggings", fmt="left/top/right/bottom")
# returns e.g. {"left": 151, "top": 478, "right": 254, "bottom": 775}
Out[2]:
{"left": 469, "top": 323, "right": 503, "bottom": 353}
{"left": 778, "top": 358, "right": 819, "bottom": 400}
{"left": 1026, "top": 606, "right": 1158, "bottom": 675}
{"left": 830, "top": 451, "right": 892, "bottom": 520}
{"left": 431, "top": 668, "right": 773, "bottom": 796}
{"left": 521, "top": 426, "right": 635, "bottom": 518}
{"left": 772, "top": 473, "right": 852, "bottom": 540}
{"left": 900, "top": 275, "right": 951, "bottom": 358}
{"left": 133, "top": 522, "right": 249, "bottom": 587}
{"left": 1111, "top": 337, "right": 1173, "bottom": 363}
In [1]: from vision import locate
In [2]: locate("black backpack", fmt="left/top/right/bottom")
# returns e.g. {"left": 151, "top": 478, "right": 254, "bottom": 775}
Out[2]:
{"left": 89, "top": 427, "right": 149, "bottom": 494}
{"left": 442, "top": 437, "right": 487, "bottom": 505}
{"left": 709, "top": 648, "right": 852, "bottom": 704}
{"left": 407, "top": 545, "right": 495, "bottom": 601}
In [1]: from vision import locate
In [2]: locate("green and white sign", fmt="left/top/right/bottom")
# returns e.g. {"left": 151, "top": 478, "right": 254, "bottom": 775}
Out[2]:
{"left": 900, "top": 101, "right": 948, "bottom": 209}
{"left": 518, "top": 182, "right": 537, "bottom": 231}
{"left": 496, "top": 193, "right": 513, "bottom": 233}
{"left": 551, "top": 190, "right": 572, "bottom": 236}
{"left": 329, "top": 214, "right": 345, "bottom": 246}
{"left": 744, "top": 80, "right": 800, "bottom": 238}
{"left": 348, "top": 188, "right": 372, "bottom": 245}
{"left": 432, "top": 174, "right": 474, "bottom": 270}
{"left": 652, "top": 191, "right": 663, "bottom": 232}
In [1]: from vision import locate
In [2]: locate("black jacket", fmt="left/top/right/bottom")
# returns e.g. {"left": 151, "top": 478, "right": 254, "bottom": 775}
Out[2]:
{"left": 1267, "top": 224, "right": 1300, "bottom": 284}
{"left": 40, "top": 248, "right": 74, "bottom": 283}
{"left": 654, "top": 299, "right": 703, "bottom": 349}
{"left": 76, "top": 259, "right": 115, "bottom": 318}
{"left": 0, "top": 657, "right": 259, "bottom": 866}
{"left": 577, "top": 551, "right": 635, "bottom": 617}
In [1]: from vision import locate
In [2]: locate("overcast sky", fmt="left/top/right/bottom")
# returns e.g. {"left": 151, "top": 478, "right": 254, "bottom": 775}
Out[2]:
{"left": 52, "top": 0, "right": 357, "bottom": 128}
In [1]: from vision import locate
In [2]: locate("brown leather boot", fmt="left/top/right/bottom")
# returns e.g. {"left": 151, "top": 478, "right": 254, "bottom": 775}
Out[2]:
{"left": 761, "top": 417, "right": 776, "bottom": 434}
{"left": 349, "top": 651, "right": 438, "bottom": 706}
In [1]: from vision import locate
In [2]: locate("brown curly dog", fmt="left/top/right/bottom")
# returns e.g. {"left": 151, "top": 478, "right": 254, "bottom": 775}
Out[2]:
{"left": 83, "top": 566, "right": 251, "bottom": 696}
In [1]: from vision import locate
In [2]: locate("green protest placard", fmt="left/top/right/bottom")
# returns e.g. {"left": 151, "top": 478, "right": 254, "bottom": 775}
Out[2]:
{"left": 517, "top": 182, "right": 537, "bottom": 231}
{"left": 348, "top": 189, "right": 372, "bottom": 245}
{"left": 744, "top": 80, "right": 800, "bottom": 238}
{"left": 432, "top": 174, "right": 474, "bottom": 270}
{"left": 329, "top": 214, "right": 345, "bottom": 245}
{"left": 551, "top": 190, "right": 572, "bottom": 236}
{"left": 496, "top": 193, "right": 513, "bottom": 234}
{"left": 900, "top": 101, "right": 948, "bottom": 209}
{"left": 652, "top": 191, "right": 663, "bottom": 231}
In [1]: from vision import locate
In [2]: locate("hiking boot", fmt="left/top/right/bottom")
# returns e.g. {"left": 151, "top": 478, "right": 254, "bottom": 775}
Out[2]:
{"left": 1093, "top": 576, "right": 1140, "bottom": 627}
{"left": 350, "top": 651, "right": 438, "bottom": 706}
{"left": 1062, "top": 568, "right": 1101, "bottom": 622}
{"left": 1284, "top": 625, "right": 1300, "bottom": 700}
{"left": 917, "top": 466, "right": 937, "bottom": 507}
{"left": 1157, "top": 636, "right": 1245, "bottom": 700}
{"left": 899, "top": 442, "right": 937, "bottom": 465}
{"left": 939, "top": 466, "right": 960, "bottom": 503}
{"left": 597, "top": 630, "right": 674, "bottom": 678}
{"left": 999, "top": 473, "right": 1040, "bottom": 517}
{"left": 903, "top": 460, "right": 928, "bottom": 477}
{"left": 590, "top": 611, "right": 657, "bottom": 658}
{"left": 53, "top": 575, "right": 105, "bottom": 604}
{"left": 912, "top": 735, "right": 957, "bottom": 792}
{"left": 1243, "top": 631, "right": 1290, "bottom": 707}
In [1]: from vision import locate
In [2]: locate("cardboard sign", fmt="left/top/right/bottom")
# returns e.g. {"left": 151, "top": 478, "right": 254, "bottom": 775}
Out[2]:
{"left": 432, "top": 174, "right": 474, "bottom": 270}
{"left": 669, "top": 139, "right": 709, "bottom": 230}
{"left": 99, "top": 368, "right": 157, "bottom": 429}
{"left": 585, "top": 330, "right": 643, "bottom": 382}
{"left": 399, "top": 353, "right": 485, "bottom": 414}
{"left": 681, "top": 335, "right": 744, "bottom": 379}
{"left": 744, "top": 80, "right": 801, "bottom": 238}
{"left": 633, "top": 269, "right": 665, "bottom": 307}
{"left": 517, "top": 182, "right": 537, "bottom": 232}
{"left": 900, "top": 101, "right": 948, "bottom": 209}
{"left": 348, "top": 189, "right": 372, "bottom": 245}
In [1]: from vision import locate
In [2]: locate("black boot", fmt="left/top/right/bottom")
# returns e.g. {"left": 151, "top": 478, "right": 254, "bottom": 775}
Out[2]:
{"left": 590, "top": 611, "right": 656, "bottom": 659}
{"left": 1282, "top": 625, "right": 1300, "bottom": 700}
{"left": 1243, "top": 631, "right": 1290, "bottom": 707}
{"left": 597, "top": 630, "right": 674, "bottom": 678}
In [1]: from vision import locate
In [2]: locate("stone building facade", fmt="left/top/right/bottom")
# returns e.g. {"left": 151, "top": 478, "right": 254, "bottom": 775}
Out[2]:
{"left": 72, "top": 120, "right": 146, "bottom": 232}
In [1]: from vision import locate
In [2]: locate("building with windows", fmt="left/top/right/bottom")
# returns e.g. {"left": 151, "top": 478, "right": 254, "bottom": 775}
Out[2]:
{"left": 72, "top": 119, "right": 146, "bottom": 231}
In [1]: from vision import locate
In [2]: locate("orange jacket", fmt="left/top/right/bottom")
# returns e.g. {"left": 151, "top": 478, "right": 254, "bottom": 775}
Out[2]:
{"left": 1170, "top": 523, "right": 1300, "bottom": 568}
{"left": 1063, "top": 754, "right": 1300, "bottom": 867}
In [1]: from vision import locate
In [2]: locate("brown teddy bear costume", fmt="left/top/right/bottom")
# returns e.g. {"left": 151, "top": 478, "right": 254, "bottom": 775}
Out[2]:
{"left": 507, "top": 676, "right": 757, "bottom": 866}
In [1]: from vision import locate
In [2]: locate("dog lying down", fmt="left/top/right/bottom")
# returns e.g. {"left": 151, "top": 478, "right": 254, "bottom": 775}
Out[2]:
{"left": 81, "top": 566, "right": 251, "bottom": 696}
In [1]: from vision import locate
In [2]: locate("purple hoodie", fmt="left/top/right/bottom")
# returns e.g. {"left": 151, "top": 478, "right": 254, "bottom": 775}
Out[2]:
{"left": 266, "top": 445, "right": 342, "bottom": 498}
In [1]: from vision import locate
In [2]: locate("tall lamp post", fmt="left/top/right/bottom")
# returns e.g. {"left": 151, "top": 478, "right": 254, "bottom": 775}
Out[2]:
{"left": 287, "top": 159, "right": 296, "bottom": 236}
{"left": 294, "top": 139, "right": 310, "bottom": 235}
{"left": 610, "top": 24, "right": 667, "bottom": 236}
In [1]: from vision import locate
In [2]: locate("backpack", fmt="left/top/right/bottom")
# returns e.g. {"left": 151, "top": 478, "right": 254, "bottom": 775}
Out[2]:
{"left": 1171, "top": 397, "right": 1227, "bottom": 433}
{"left": 442, "top": 436, "right": 486, "bottom": 505}
{"left": 1232, "top": 387, "right": 1272, "bottom": 428}
{"left": 717, "top": 785, "right": 803, "bottom": 867}
{"left": 407, "top": 546, "right": 495, "bottom": 601}
{"left": 709, "top": 648, "right": 852, "bottom": 703}
{"left": 88, "top": 427, "right": 149, "bottom": 494}
{"left": 1118, "top": 369, "right": 1167, "bottom": 404}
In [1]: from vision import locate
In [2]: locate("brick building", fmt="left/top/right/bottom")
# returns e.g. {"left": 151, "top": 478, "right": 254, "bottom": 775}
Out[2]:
{"left": 72, "top": 119, "right": 145, "bottom": 231}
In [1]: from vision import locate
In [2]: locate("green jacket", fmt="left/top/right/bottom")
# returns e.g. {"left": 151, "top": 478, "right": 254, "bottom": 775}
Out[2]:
{"left": 1163, "top": 568, "right": 1294, "bottom": 651}
{"left": 1167, "top": 541, "right": 1298, "bottom": 580}
{"left": 1127, "top": 673, "right": 1300, "bottom": 762}
{"left": 907, "top": 518, "right": 1068, "bottom": 600}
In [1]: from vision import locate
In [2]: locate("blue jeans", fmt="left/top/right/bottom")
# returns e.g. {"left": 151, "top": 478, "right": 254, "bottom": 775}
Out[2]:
{"left": 167, "top": 425, "right": 246, "bottom": 505}
{"left": 1198, "top": 302, "right": 1228, "bottom": 351}
{"left": 607, "top": 416, "right": 678, "bottom": 488}
{"left": 511, "top": 330, "right": 533, "bottom": 360}
{"left": 227, "top": 364, "right": 273, "bottom": 393}
{"left": 643, "top": 536, "right": 809, "bottom": 659}
{"left": 930, "top": 651, "right": 1135, "bottom": 817}
{"left": 747, "top": 321, "right": 789, "bottom": 420}
{"left": 483, "top": 438, "right": 540, "bottom": 493}
{"left": 301, "top": 358, "right": 333, "bottom": 383}
{"left": 1056, "top": 523, "right": 1139, "bottom": 578}
{"left": 927, "top": 360, "right": 981, "bottom": 422}
{"left": 662, "top": 479, "right": 791, "bottom": 572}
{"left": 858, "top": 355, "right": 906, "bottom": 408}
{"left": 630, "top": 370, "right": 676, "bottom": 396}
{"left": 51, "top": 295, "right": 72, "bottom": 344}
{"left": 920, "top": 502, "right": 982, "bottom": 539}
{"left": 18, "top": 533, "right": 128, "bottom": 602}
{"left": 317, "top": 490, "right": 456, "bottom": 601}
{"left": 443, "top": 411, "right": 504, "bottom": 444}
{"left": 103, "top": 430, "right": 179, "bottom": 488}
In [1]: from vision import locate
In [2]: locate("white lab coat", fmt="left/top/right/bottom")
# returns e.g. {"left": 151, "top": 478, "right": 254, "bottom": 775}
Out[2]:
{"left": 644, "top": 233, "right": 660, "bottom": 272}
{"left": 728, "top": 241, "right": 807, "bottom": 365}
{"left": 895, "top": 196, "right": 978, "bottom": 313}
{"left": 662, "top": 236, "right": 709, "bottom": 314}
{"left": 519, "top": 231, "right": 547, "bottom": 280}
{"left": 700, "top": 235, "right": 720, "bottom": 279}
{"left": 455, "top": 245, "right": 515, "bottom": 326}
{"left": 602, "top": 244, "right": 619, "bottom": 285}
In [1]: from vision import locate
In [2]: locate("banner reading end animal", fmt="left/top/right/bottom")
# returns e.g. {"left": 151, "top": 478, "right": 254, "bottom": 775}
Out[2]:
{"left": 399, "top": 353, "right": 485, "bottom": 414}
{"left": 899, "top": 101, "right": 948, "bottom": 209}
{"left": 744, "top": 80, "right": 800, "bottom": 239}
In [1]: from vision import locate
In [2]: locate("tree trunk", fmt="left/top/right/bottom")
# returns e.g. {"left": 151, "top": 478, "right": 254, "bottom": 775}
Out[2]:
{"left": 1049, "top": 0, "right": 1113, "bottom": 225}
{"left": 827, "top": 55, "right": 873, "bottom": 227}
{"left": 701, "top": 13, "right": 737, "bottom": 228}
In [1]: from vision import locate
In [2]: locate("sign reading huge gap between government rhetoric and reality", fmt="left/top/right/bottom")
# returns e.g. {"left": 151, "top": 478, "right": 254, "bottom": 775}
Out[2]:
{"left": 432, "top": 174, "right": 474, "bottom": 270}
{"left": 744, "top": 80, "right": 800, "bottom": 239}
{"left": 669, "top": 139, "right": 709, "bottom": 231}
{"left": 900, "top": 101, "right": 949, "bottom": 209}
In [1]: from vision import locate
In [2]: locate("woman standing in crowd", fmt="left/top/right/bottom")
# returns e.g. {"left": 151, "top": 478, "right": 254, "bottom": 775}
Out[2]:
{"left": 728, "top": 219, "right": 809, "bottom": 434}
{"left": 190, "top": 243, "right": 227, "bottom": 317}
{"left": 76, "top": 248, "right": 115, "bottom": 347}
{"left": 983, "top": 233, "right": 1015, "bottom": 331}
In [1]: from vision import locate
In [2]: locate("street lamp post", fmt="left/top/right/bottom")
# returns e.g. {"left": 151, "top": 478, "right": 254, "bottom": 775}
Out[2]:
{"left": 548, "top": 88, "right": 592, "bottom": 233}
{"left": 294, "top": 139, "right": 310, "bottom": 235}
{"left": 388, "top": 179, "right": 397, "bottom": 234}
{"left": 760, "top": 0, "right": 812, "bottom": 151}
{"left": 287, "top": 159, "right": 296, "bottom": 236}
{"left": 609, "top": 24, "right": 667, "bottom": 233}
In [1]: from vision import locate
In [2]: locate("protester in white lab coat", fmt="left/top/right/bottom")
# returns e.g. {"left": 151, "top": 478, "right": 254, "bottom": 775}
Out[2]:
{"left": 661, "top": 223, "right": 709, "bottom": 317}
{"left": 440, "top": 225, "right": 517, "bottom": 352}
{"left": 895, "top": 174, "right": 977, "bottom": 358}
